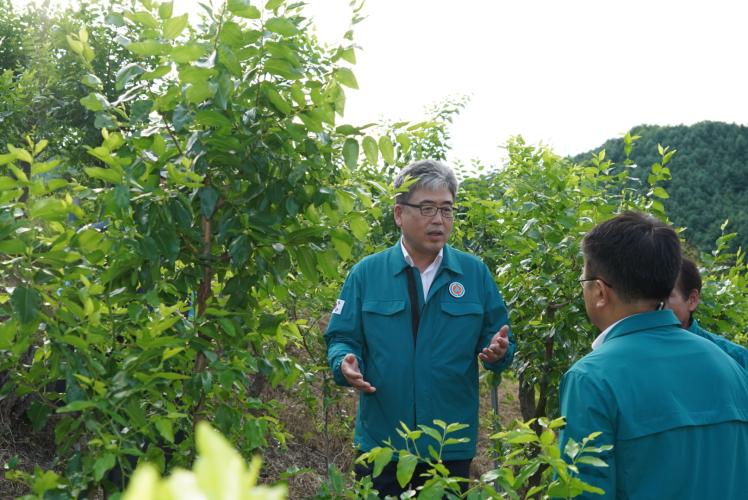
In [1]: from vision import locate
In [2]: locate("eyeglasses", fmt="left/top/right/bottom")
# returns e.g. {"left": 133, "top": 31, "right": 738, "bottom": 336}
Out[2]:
{"left": 578, "top": 277, "right": 613, "bottom": 288}
{"left": 399, "top": 202, "right": 455, "bottom": 219}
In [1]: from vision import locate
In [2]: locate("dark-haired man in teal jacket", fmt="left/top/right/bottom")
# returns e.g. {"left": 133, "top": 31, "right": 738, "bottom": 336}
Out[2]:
{"left": 561, "top": 212, "right": 748, "bottom": 499}
{"left": 325, "top": 160, "right": 515, "bottom": 497}
{"left": 666, "top": 257, "right": 748, "bottom": 370}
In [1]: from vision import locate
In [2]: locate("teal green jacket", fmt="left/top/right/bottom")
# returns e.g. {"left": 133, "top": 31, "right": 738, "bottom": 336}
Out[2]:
{"left": 325, "top": 243, "right": 515, "bottom": 460}
{"left": 688, "top": 318, "right": 748, "bottom": 371}
{"left": 560, "top": 310, "right": 748, "bottom": 499}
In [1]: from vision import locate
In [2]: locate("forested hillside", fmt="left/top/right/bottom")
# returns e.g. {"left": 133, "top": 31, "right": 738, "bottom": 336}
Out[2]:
{"left": 575, "top": 121, "right": 748, "bottom": 252}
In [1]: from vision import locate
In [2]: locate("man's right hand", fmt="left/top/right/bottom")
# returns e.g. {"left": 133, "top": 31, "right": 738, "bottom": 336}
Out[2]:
{"left": 341, "top": 353, "right": 376, "bottom": 393}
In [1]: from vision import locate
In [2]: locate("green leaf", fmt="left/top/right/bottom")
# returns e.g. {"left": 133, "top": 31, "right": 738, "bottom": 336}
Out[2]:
{"left": 652, "top": 186, "right": 669, "bottom": 199}
{"left": 159, "top": 1, "right": 174, "bottom": 19}
{"left": 263, "top": 86, "right": 292, "bottom": 115}
{"left": 265, "top": 0, "right": 284, "bottom": 9}
{"left": 340, "top": 47, "right": 356, "bottom": 64}
{"left": 342, "top": 138, "right": 359, "bottom": 169}
{"left": 30, "top": 198, "right": 67, "bottom": 221}
{"left": 31, "top": 159, "right": 61, "bottom": 176}
{"left": 115, "top": 63, "right": 145, "bottom": 90}
{"left": 228, "top": 0, "right": 261, "bottom": 18}
{"left": 85, "top": 167, "right": 123, "bottom": 184}
{"left": 127, "top": 39, "right": 169, "bottom": 56}
{"left": 349, "top": 213, "right": 369, "bottom": 241}
{"left": 295, "top": 247, "right": 319, "bottom": 282}
{"left": 11, "top": 287, "right": 41, "bottom": 324}
{"left": 7, "top": 144, "right": 33, "bottom": 164}
{"left": 195, "top": 110, "right": 233, "bottom": 128}
{"left": 172, "top": 42, "right": 207, "bottom": 63}
{"left": 316, "top": 250, "right": 339, "bottom": 278}
{"left": 264, "top": 58, "right": 302, "bottom": 79}
{"left": 163, "top": 14, "right": 189, "bottom": 40}
{"left": 379, "top": 135, "right": 395, "bottom": 164}
{"left": 362, "top": 136, "right": 378, "bottom": 164}
{"left": 334, "top": 68, "right": 358, "bottom": 89}
{"left": 154, "top": 417, "right": 175, "bottom": 443}
{"left": 80, "top": 93, "right": 110, "bottom": 112}
{"left": 372, "top": 447, "right": 392, "bottom": 477}
{"left": 396, "top": 452, "right": 418, "bottom": 488}
{"left": 141, "top": 65, "right": 171, "bottom": 80}
{"left": 0, "top": 239, "right": 25, "bottom": 254}
{"left": 125, "top": 10, "right": 160, "bottom": 29}
{"left": 576, "top": 456, "right": 608, "bottom": 467}
{"left": 396, "top": 133, "right": 411, "bottom": 155}
{"left": 266, "top": 17, "right": 298, "bottom": 36}
{"left": 27, "top": 401, "right": 52, "bottom": 432}
{"left": 57, "top": 400, "right": 98, "bottom": 413}
{"left": 93, "top": 453, "right": 117, "bottom": 481}
{"left": 200, "top": 186, "right": 219, "bottom": 217}
{"left": 81, "top": 73, "right": 103, "bottom": 90}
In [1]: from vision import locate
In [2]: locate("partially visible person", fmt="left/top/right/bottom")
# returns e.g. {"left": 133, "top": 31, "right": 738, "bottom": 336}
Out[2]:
{"left": 560, "top": 211, "right": 748, "bottom": 499}
{"left": 667, "top": 257, "right": 748, "bottom": 370}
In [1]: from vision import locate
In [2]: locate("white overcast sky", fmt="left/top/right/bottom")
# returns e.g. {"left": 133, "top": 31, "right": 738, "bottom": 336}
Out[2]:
{"left": 13, "top": 0, "right": 748, "bottom": 166}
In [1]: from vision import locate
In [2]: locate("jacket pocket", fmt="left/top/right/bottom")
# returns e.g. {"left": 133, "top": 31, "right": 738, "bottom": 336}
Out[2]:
{"left": 440, "top": 301, "right": 483, "bottom": 317}
{"left": 362, "top": 300, "right": 406, "bottom": 315}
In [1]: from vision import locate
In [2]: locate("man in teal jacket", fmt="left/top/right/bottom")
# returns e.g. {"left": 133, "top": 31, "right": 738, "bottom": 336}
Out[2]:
{"left": 560, "top": 212, "right": 748, "bottom": 499}
{"left": 666, "top": 257, "right": 748, "bottom": 370}
{"left": 325, "top": 160, "right": 515, "bottom": 496}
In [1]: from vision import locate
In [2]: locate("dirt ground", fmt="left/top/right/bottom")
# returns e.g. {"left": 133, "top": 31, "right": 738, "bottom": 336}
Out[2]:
{"left": 0, "top": 377, "right": 522, "bottom": 499}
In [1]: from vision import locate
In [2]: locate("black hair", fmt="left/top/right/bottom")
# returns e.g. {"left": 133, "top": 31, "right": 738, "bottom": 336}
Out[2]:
{"left": 582, "top": 211, "right": 681, "bottom": 302}
{"left": 676, "top": 257, "right": 702, "bottom": 296}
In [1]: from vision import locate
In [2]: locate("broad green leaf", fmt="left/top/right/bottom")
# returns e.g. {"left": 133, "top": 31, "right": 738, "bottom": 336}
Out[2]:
{"left": 195, "top": 110, "right": 233, "bottom": 128}
{"left": 0, "top": 176, "right": 17, "bottom": 190}
{"left": 30, "top": 198, "right": 67, "bottom": 221}
{"left": 57, "top": 335, "right": 89, "bottom": 350}
{"left": 93, "top": 453, "right": 117, "bottom": 481}
{"left": 263, "top": 86, "right": 292, "bottom": 114}
{"left": 652, "top": 186, "right": 669, "bottom": 199}
{"left": 0, "top": 239, "right": 25, "bottom": 254}
{"left": 396, "top": 133, "right": 411, "bottom": 155}
{"left": 228, "top": 0, "right": 261, "bottom": 18}
{"left": 266, "top": 17, "right": 298, "bottom": 36}
{"left": 372, "top": 448, "right": 392, "bottom": 478}
{"left": 125, "top": 10, "right": 160, "bottom": 29}
{"left": 185, "top": 81, "right": 215, "bottom": 103}
{"left": 163, "top": 14, "right": 189, "bottom": 40}
{"left": 378, "top": 135, "right": 395, "bottom": 164}
{"left": 67, "top": 35, "right": 83, "bottom": 55}
{"left": 334, "top": 67, "right": 358, "bottom": 89}
{"left": 316, "top": 250, "right": 338, "bottom": 278}
{"left": 31, "top": 159, "right": 61, "bottom": 176}
{"left": 127, "top": 39, "right": 169, "bottom": 56}
{"left": 362, "top": 136, "right": 378, "bottom": 163}
{"left": 57, "top": 399, "right": 98, "bottom": 414}
{"left": 7, "top": 144, "right": 33, "bottom": 164}
{"left": 576, "top": 456, "right": 608, "bottom": 467}
{"left": 141, "top": 65, "right": 171, "bottom": 80}
{"left": 295, "top": 247, "right": 318, "bottom": 282}
{"left": 80, "top": 92, "right": 110, "bottom": 112}
{"left": 85, "top": 167, "right": 123, "bottom": 184}
{"left": 220, "top": 22, "right": 245, "bottom": 48}
{"left": 342, "top": 138, "right": 359, "bottom": 169}
{"left": 349, "top": 213, "right": 369, "bottom": 241}
{"left": 396, "top": 452, "right": 418, "bottom": 488}
{"left": 341, "top": 47, "right": 356, "bottom": 64}
{"left": 200, "top": 186, "right": 219, "bottom": 217}
{"left": 115, "top": 63, "right": 145, "bottom": 91}
{"left": 11, "top": 286, "right": 41, "bottom": 324}
{"left": 159, "top": 1, "right": 174, "bottom": 19}
{"left": 265, "top": 0, "right": 284, "bottom": 9}
{"left": 264, "top": 57, "right": 302, "bottom": 79}
{"left": 81, "top": 73, "right": 103, "bottom": 89}
{"left": 154, "top": 417, "right": 175, "bottom": 443}
{"left": 172, "top": 42, "right": 207, "bottom": 63}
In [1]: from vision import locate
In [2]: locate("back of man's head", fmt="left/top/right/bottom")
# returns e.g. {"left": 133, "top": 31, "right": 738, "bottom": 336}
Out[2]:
{"left": 394, "top": 159, "right": 458, "bottom": 204}
{"left": 677, "top": 257, "right": 703, "bottom": 296}
{"left": 583, "top": 211, "right": 682, "bottom": 303}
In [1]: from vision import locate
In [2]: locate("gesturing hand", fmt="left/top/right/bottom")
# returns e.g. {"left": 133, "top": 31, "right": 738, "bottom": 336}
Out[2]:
{"left": 341, "top": 353, "right": 376, "bottom": 393}
{"left": 479, "top": 325, "right": 510, "bottom": 363}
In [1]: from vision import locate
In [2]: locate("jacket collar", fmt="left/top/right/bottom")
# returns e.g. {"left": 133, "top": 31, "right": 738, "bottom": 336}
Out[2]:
{"left": 604, "top": 309, "right": 682, "bottom": 343}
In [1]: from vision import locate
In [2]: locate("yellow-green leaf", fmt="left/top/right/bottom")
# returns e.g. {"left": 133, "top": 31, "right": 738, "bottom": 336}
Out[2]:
{"left": 163, "top": 14, "right": 188, "bottom": 40}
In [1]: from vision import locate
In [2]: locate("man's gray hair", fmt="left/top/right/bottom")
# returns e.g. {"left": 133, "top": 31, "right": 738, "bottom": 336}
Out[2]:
{"left": 394, "top": 159, "right": 458, "bottom": 203}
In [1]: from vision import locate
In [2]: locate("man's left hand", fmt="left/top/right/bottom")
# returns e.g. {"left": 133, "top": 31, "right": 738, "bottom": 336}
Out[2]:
{"left": 479, "top": 325, "right": 509, "bottom": 363}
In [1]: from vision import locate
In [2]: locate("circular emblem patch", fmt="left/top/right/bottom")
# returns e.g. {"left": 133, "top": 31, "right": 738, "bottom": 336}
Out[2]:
{"left": 449, "top": 282, "right": 465, "bottom": 298}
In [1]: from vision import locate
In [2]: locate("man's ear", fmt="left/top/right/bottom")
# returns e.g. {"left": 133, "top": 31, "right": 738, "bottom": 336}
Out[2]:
{"left": 687, "top": 289, "right": 700, "bottom": 313}
{"left": 393, "top": 204, "right": 403, "bottom": 228}
{"left": 594, "top": 279, "right": 612, "bottom": 309}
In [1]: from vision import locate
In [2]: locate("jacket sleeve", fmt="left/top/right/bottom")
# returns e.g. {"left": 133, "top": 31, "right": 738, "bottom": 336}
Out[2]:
{"left": 324, "top": 267, "right": 365, "bottom": 386}
{"left": 479, "top": 263, "right": 515, "bottom": 373}
{"left": 559, "top": 368, "right": 617, "bottom": 499}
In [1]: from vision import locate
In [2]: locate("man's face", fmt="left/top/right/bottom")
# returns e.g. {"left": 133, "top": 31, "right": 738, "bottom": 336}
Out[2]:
{"left": 666, "top": 283, "right": 699, "bottom": 329}
{"left": 394, "top": 187, "right": 454, "bottom": 262}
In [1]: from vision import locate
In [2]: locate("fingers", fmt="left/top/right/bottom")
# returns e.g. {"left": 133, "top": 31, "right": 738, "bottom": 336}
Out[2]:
{"left": 341, "top": 354, "right": 376, "bottom": 393}
{"left": 479, "top": 326, "right": 510, "bottom": 362}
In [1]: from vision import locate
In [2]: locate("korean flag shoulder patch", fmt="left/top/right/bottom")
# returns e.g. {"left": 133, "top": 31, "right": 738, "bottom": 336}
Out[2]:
{"left": 332, "top": 299, "right": 345, "bottom": 315}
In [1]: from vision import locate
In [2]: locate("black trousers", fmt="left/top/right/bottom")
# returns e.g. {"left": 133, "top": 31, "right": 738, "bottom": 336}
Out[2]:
{"left": 355, "top": 457, "right": 471, "bottom": 498}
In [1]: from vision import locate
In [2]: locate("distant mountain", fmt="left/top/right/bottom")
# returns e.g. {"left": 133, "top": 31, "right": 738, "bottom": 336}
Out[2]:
{"left": 573, "top": 121, "right": 748, "bottom": 252}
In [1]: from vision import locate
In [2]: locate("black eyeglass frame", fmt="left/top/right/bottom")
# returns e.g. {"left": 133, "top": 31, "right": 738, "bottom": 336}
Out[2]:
{"left": 578, "top": 277, "right": 614, "bottom": 289}
{"left": 398, "top": 202, "right": 455, "bottom": 219}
